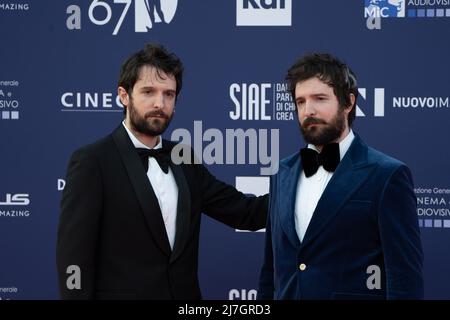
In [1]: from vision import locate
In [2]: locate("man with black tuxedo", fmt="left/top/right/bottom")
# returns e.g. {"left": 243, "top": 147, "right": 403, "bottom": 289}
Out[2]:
{"left": 257, "top": 53, "right": 423, "bottom": 300}
{"left": 56, "top": 43, "right": 268, "bottom": 300}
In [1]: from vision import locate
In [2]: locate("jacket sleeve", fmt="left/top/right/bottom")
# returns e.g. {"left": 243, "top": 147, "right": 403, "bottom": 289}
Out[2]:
{"left": 256, "top": 174, "right": 276, "bottom": 299}
{"left": 198, "top": 164, "right": 268, "bottom": 231}
{"left": 56, "top": 148, "right": 103, "bottom": 299}
{"left": 378, "top": 165, "right": 424, "bottom": 299}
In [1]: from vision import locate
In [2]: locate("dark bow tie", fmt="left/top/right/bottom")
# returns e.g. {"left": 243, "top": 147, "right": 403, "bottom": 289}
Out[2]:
{"left": 300, "top": 143, "right": 340, "bottom": 178}
{"left": 136, "top": 148, "right": 170, "bottom": 174}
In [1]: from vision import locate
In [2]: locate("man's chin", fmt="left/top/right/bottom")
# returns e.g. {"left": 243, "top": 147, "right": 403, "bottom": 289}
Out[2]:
{"left": 133, "top": 124, "right": 167, "bottom": 136}
{"left": 303, "top": 132, "right": 341, "bottom": 146}
{"left": 302, "top": 130, "right": 328, "bottom": 145}
{"left": 302, "top": 127, "right": 322, "bottom": 138}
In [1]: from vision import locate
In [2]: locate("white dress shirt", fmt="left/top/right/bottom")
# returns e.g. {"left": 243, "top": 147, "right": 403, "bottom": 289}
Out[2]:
{"left": 123, "top": 122, "right": 178, "bottom": 250}
{"left": 294, "top": 130, "right": 355, "bottom": 242}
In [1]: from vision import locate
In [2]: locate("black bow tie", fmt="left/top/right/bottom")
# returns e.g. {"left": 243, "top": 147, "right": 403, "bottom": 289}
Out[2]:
{"left": 136, "top": 148, "right": 170, "bottom": 174}
{"left": 300, "top": 143, "right": 340, "bottom": 178}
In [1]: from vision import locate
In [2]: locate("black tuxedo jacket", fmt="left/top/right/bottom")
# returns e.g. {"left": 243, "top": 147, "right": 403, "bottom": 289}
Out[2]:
{"left": 56, "top": 125, "right": 268, "bottom": 300}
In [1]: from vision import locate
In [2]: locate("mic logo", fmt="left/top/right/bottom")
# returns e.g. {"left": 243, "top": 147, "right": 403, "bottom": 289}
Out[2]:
{"left": 364, "top": 0, "right": 405, "bottom": 18}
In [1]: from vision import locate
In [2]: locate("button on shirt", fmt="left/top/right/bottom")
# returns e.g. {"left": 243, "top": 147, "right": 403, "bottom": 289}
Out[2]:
{"left": 123, "top": 122, "right": 178, "bottom": 250}
{"left": 294, "top": 130, "right": 355, "bottom": 242}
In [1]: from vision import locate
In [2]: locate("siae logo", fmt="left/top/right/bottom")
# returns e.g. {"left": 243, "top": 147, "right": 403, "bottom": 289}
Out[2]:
{"left": 66, "top": 0, "right": 178, "bottom": 35}
{"left": 0, "top": 194, "right": 30, "bottom": 206}
{"left": 236, "top": 0, "right": 292, "bottom": 26}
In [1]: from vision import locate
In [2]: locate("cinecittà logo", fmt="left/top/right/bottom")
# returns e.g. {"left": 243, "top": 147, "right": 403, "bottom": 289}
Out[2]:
{"left": 66, "top": 0, "right": 178, "bottom": 35}
{"left": 60, "top": 91, "right": 124, "bottom": 113}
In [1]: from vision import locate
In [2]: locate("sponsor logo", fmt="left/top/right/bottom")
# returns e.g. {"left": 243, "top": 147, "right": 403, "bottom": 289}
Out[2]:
{"left": 415, "top": 186, "right": 450, "bottom": 228}
{"left": 0, "top": 193, "right": 31, "bottom": 218}
{"left": 60, "top": 92, "right": 123, "bottom": 112}
{"left": 0, "top": 193, "right": 29, "bottom": 206}
{"left": 236, "top": 0, "right": 292, "bottom": 26}
{"left": 229, "top": 83, "right": 295, "bottom": 121}
{"left": 66, "top": 0, "right": 178, "bottom": 35}
{"left": 0, "top": 287, "right": 18, "bottom": 300}
{"left": 365, "top": 0, "right": 406, "bottom": 18}
{"left": 0, "top": 3, "right": 29, "bottom": 11}
{"left": 365, "top": 0, "right": 450, "bottom": 30}
{"left": 0, "top": 80, "right": 20, "bottom": 120}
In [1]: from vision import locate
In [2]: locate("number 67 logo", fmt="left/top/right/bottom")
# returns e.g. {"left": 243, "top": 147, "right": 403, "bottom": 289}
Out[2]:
{"left": 66, "top": 0, "right": 178, "bottom": 35}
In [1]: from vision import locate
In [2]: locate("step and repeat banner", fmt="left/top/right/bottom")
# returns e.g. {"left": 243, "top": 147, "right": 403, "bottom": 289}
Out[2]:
{"left": 1, "top": 0, "right": 449, "bottom": 299}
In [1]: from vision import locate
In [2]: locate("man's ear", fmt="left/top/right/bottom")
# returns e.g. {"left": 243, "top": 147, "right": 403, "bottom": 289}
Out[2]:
{"left": 346, "top": 93, "right": 356, "bottom": 114}
{"left": 118, "top": 87, "right": 129, "bottom": 107}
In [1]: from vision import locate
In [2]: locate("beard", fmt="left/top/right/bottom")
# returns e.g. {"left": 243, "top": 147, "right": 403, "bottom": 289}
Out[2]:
{"left": 128, "top": 100, "right": 173, "bottom": 136}
{"left": 300, "top": 108, "right": 346, "bottom": 146}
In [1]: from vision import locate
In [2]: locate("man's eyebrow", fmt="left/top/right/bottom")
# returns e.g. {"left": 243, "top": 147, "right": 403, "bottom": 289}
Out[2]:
{"left": 296, "top": 93, "right": 329, "bottom": 99}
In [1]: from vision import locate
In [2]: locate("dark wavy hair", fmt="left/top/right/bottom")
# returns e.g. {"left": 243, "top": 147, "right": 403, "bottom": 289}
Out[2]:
{"left": 118, "top": 43, "right": 184, "bottom": 115}
{"left": 286, "top": 53, "right": 358, "bottom": 126}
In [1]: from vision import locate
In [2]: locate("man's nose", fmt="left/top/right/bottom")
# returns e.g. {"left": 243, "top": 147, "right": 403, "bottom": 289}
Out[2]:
{"left": 153, "top": 93, "right": 164, "bottom": 109}
{"left": 304, "top": 100, "right": 316, "bottom": 116}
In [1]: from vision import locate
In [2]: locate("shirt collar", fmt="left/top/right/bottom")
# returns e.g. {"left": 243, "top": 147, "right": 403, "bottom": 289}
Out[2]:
{"left": 122, "top": 121, "right": 162, "bottom": 150}
{"left": 308, "top": 129, "right": 355, "bottom": 161}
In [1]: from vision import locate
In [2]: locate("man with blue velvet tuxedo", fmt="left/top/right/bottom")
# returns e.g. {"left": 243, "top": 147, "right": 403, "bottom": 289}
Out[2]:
{"left": 56, "top": 44, "right": 268, "bottom": 300}
{"left": 257, "top": 53, "right": 423, "bottom": 300}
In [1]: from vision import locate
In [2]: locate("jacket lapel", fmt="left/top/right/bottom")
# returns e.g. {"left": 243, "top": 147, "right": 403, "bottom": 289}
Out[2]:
{"left": 278, "top": 153, "right": 302, "bottom": 249}
{"left": 165, "top": 140, "right": 192, "bottom": 263}
{"left": 300, "top": 135, "right": 375, "bottom": 248}
{"left": 112, "top": 125, "right": 171, "bottom": 256}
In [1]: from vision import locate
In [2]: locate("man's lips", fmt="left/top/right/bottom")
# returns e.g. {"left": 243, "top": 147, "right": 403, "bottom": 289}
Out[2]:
{"left": 304, "top": 122, "right": 324, "bottom": 128}
{"left": 146, "top": 113, "right": 168, "bottom": 119}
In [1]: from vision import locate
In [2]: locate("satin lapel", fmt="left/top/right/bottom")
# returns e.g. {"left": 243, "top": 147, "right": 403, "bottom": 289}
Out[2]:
{"left": 168, "top": 142, "right": 191, "bottom": 263}
{"left": 278, "top": 153, "right": 302, "bottom": 249}
{"left": 300, "top": 136, "right": 375, "bottom": 248}
{"left": 112, "top": 125, "right": 171, "bottom": 256}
